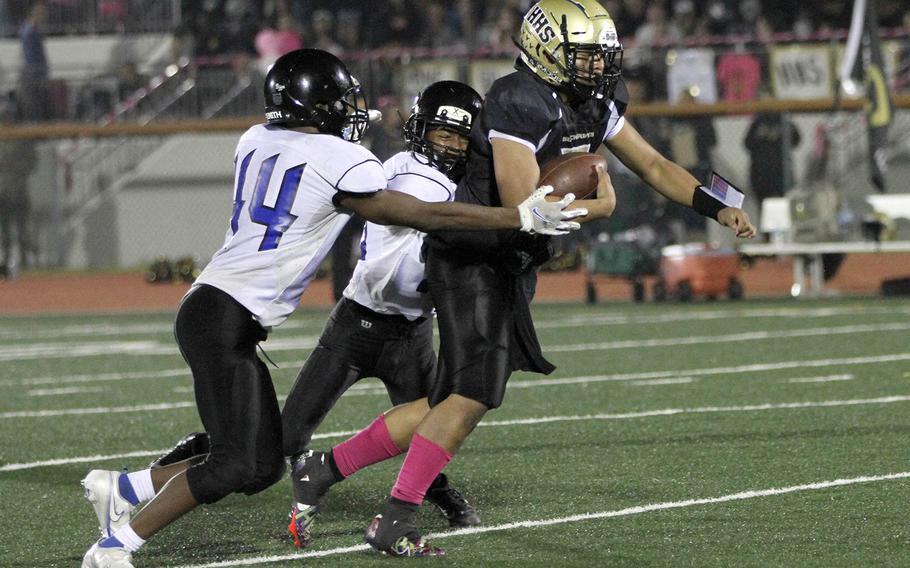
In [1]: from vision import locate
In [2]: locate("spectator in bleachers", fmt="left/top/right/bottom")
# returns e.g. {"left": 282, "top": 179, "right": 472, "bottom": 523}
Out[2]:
{"left": 668, "top": 86, "right": 717, "bottom": 234}
{"left": 728, "top": 0, "right": 773, "bottom": 40}
{"left": 671, "top": 0, "right": 706, "bottom": 40}
{"left": 0, "top": 95, "right": 38, "bottom": 275}
{"left": 310, "top": 9, "right": 343, "bottom": 55}
{"left": 744, "top": 112, "right": 801, "bottom": 202}
{"left": 336, "top": 9, "right": 363, "bottom": 52}
{"left": 17, "top": 1, "right": 52, "bottom": 122}
{"left": 365, "top": 94, "right": 407, "bottom": 161}
{"left": 418, "top": 1, "right": 464, "bottom": 49}
{"left": 0, "top": 1, "right": 14, "bottom": 37}
{"left": 255, "top": 12, "right": 304, "bottom": 72}
{"left": 634, "top": 4, "right": 681, "bottom": 47}
{"left": 369, "top": 0, "right": 420, "bottom": 48}
{"left": 482, "top": 5, "right": 520, "bottom": 52}
{"left": 704, "top": 0, "right": 734, "bottom": 35}
{"left": 612, "top": 0, "right": 647, "bottom": 37}
{"left": 98, "top": 0, "right": 128, "bottom": 32}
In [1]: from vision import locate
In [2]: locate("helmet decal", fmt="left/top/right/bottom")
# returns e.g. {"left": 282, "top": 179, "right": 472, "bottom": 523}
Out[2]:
{"left": 517, "top": 0, "right": 624, "bottom": 100}
{"left": 436, "top": 105, "right": 472, "bottom": 127}
{"left": 404, "top": 81, "right": 482, "bottom": 180}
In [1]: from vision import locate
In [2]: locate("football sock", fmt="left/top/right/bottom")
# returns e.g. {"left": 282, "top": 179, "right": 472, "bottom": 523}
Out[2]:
{"left": 123, "top": 469, "right": 155, "bottom": 504}
{"left": 332, "top": 414, "right": 403, "bottom": 478}
{"left": 103, "top": 525, "right": 145, "bottom": 552}
{"left": 117, "top": 472, "right": 139, "bottom": 506}
{"left": 391, "top": 433, "right": 452, "bottom": 506}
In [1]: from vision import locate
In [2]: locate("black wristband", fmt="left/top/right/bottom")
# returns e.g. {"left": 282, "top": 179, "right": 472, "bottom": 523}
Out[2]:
{"left": 691, "top": 185, "right": 725, "bottom": 221}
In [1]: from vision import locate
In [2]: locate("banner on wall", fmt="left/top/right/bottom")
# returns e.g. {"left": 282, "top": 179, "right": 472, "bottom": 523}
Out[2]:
{"left": 468, "top": 59, "right": 516, "bottom": 97}
{"left": 666, "top": 49, "right": 718, "bottom": 103}
{"left": 399, "top": 60, "right": 459, "bottom": 110}
{"left": 770, "top": 45, "right": 833, "bottom": 99}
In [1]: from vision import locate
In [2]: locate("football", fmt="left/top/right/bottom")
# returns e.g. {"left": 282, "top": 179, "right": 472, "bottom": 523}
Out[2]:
{"left": 538, "top": 152, "right": 607, "bottom": 199}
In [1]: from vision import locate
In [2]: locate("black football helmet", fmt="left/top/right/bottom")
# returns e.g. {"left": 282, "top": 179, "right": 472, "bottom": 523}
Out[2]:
{"left": 404, "top": 81, "right": 482, "bottom": 179}
{"left": 264, "top": 48, "right": 369, "bottom": 143}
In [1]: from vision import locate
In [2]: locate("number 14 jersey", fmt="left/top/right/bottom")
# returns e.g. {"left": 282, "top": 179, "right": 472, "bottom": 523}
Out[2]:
{"left": 194, "top": 124, "right": 386, "bottom": 328}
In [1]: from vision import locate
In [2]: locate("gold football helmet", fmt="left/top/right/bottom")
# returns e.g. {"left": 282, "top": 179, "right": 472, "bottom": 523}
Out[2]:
{"left": 517, "top": 0, "right": 623, "bottom": 99}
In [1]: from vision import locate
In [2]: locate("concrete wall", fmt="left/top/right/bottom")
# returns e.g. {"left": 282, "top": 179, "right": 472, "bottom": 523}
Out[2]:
{"left": 69, "top": 133, "right": 237, "bottom": 269}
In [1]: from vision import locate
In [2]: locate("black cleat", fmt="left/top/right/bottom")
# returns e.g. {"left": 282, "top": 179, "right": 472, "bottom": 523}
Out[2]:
{"left": 364, "top": 500, "right": 444, "bottom": 557}
{"left": 150, "top": 432, "right": 210, "bottom": 468}
{"left": 425, "top": 473, "right": 481, "bottom": 527}
{"left": 287, "top": 450, "right": 341, "bottom": 548}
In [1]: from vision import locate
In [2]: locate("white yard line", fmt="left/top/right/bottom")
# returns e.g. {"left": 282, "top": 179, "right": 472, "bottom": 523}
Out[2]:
{"left": 172, "top": 471, "right": 910, "bottom": 567}
{"left": 0, "top": 318, "right": 321, "bottom": 341}
{"left": 3, "top": 395, "right": 908, "bottom": 471}
{"left": 546, "top": 322, "right": 910, "bottom": 352}
{"left": 535, "top": 305, "right": 910, "bottom": 329}
{"left": 3, "top": 320, "right": 910, "bottom": 380}
{"left": 787, "top": 374, "right": 855, "bottom": 384}
{"left": 627, "top": 377, "right": 694, "bottom": 386}
{"left": 2, "top": 305, "right": 904, "bottom": 340}
{"left": 6, "top": 352, "right": 910, "bottom": 415}
{"left": 0, "top": 401, "right": 196, "bottom": 418}
{"left": 27, "top": 386, "right": 107, "bottom": 396}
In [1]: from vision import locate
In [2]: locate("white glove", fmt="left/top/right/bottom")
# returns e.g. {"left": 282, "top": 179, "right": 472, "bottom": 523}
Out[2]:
{"left": 517, "top": 186, "right": 587, "bottom": 235}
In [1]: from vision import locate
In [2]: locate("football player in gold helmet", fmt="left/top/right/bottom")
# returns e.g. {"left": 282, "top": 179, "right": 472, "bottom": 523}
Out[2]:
{"left": 337, "top": 1, "right": 756, "bottom": 557}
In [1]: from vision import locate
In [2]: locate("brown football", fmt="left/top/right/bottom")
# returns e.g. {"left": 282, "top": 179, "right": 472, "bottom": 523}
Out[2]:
{"left": 538, "top": 152, "right": 607, "bottom": 199}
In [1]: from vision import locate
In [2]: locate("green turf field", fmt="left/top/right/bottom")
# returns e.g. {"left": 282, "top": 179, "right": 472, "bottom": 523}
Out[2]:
{"left": 1, "top": 297, "right": 909, "bottom": 567}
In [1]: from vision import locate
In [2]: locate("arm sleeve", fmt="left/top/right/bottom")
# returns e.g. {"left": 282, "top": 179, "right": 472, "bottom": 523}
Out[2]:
{"left": 335, "top": 158, "right": 386, "bottom": 194}
{"left": 603, "top": 79, "right": 629, "bottom": 141}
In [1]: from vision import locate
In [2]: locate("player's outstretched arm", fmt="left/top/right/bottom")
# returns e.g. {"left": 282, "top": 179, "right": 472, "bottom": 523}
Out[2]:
{"left": 338, "top": 190, "right": 584, "bottom": 234}
{"left": 605, "top": 121, "right": 756, "bottom": 239}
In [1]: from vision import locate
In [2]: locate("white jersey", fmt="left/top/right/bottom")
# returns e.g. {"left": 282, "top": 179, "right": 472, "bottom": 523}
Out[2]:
{"left": 194, "top": 124, "right": 386, "bottom": 328}
{"left": 343, "top": 152, "right": 455, "bottom": 320}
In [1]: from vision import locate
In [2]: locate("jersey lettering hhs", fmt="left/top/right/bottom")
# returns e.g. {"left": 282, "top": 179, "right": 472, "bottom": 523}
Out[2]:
{"left": 343, "top": 151, "right": 455, "bottom": 321}
{"left": 194, "top": 124, "right": 386, "bottom": 328}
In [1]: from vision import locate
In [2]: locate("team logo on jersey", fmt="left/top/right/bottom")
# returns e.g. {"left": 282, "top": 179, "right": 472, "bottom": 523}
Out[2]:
{"left": 525, "top": 5, "right": 556, "bottom": 44}
{"left": 437, "top": 106, "right": 472, "bottom": 126}
{"left": 360, "top": 319, "right": 373, "bottom": 329}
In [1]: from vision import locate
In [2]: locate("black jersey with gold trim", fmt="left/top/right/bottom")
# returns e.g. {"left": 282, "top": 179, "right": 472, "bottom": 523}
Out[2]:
{"left": 429, "top": 62, "right": 628, "bottom": 254}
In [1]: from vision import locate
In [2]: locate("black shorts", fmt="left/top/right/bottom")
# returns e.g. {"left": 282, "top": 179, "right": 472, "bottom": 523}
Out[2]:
{"left": 281, "top": 298, "right": 436, "bottom": 456}
{"left": 175, "top": 285, "right": 284, "bottom": 503}
{"left": 425, "top": 248, "right": 554, "bottom": 410}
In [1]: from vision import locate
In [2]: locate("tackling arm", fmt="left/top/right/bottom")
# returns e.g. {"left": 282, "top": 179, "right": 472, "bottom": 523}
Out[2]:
{"left": 338, "top": 189, "right": 584, "bottom": 235}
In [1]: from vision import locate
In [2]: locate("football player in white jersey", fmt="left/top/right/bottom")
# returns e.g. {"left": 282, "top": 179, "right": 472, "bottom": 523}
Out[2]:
{"left": 279, "top": 81, "right": 485, "bottom": 549}
{"left": 79, "top": 49, "right": 586, "bottom": 568}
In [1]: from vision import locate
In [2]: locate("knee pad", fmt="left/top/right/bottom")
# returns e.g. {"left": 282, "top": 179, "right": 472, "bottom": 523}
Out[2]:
{"left": 241, "top": 455, "right": 286, "bottom": 496}
{"left": 187, "top": 454, "right": 257, "bottom": 504}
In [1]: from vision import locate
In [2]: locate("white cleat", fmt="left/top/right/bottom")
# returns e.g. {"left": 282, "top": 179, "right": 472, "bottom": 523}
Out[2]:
{"left": 82, "top": 470, "right": 135, "bottom": 538}
{"left": 81, "top": 540, "right": 134, "bottom": 568}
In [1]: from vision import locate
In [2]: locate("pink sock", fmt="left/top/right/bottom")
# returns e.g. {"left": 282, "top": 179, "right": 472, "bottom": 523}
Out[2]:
{"left": 391, "top": 433, "right": 452, "bottom": 505}
{"left": 332, "top": 414, "right": 403, "bottom": 478}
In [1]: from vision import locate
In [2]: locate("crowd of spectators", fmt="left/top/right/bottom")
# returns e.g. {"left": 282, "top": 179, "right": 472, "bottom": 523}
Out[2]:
{"left": 4, "top": 1, "right": 907, "bottom": 55}
{"left": 169, "top": 0, "right": 908, "bottom": 61}
{"left": 2, "top": 0, "right": 909, "bottom": 124}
